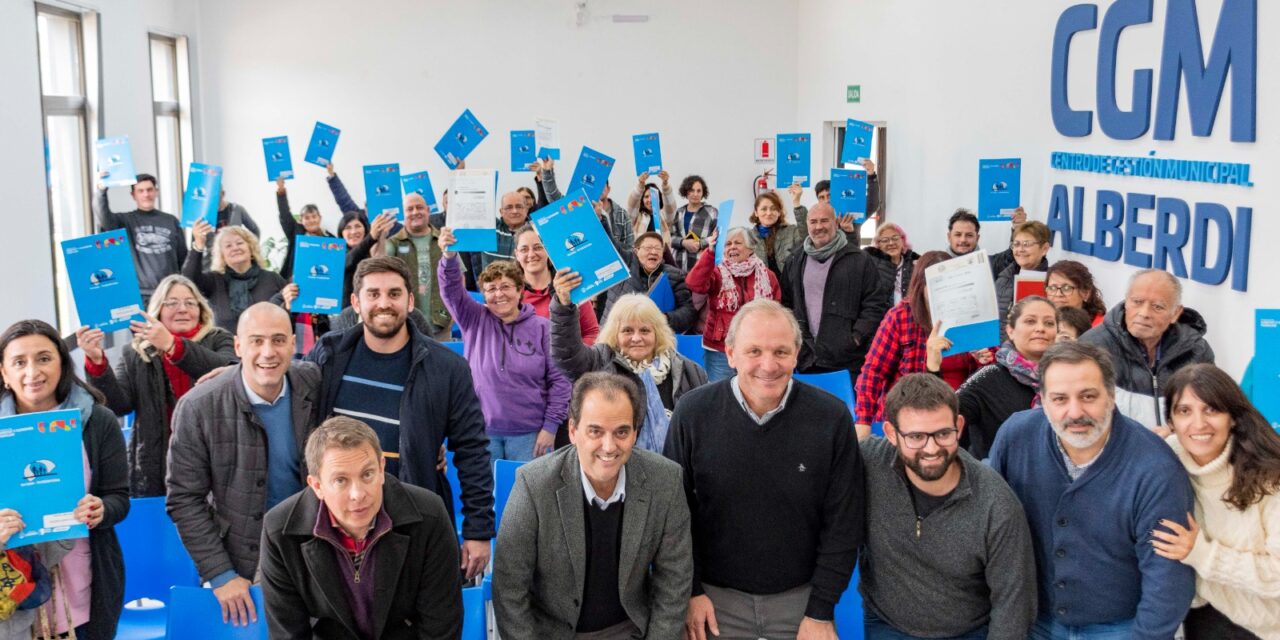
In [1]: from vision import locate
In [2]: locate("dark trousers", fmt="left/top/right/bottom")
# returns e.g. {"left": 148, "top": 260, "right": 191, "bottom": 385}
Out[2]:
{"left": 1184, "top": 604, "right": 1261, "bottom": 640}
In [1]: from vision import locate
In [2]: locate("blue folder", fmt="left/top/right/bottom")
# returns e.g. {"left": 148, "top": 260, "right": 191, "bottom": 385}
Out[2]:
{"left": 840, "top": 119, "right": 875, "bottom": 165}
{"left": 0, "top": 409, "right": 90, "bottom": 547}
{"left": 776, "top": 133, "right": 811, "bottom": 187}
{"left": 363, "top": 163, "right": 403, "bottom": 221}
{"left": 1254, "top": 310, "right": 1280, "bottom": 428}
{"left": 401, "top": 171, "right": 440, "bottom": 213}
{"left": 632, "top": 133, "right": 663, "bottom": 175}
{"left": 510, "top": 130, "right": 536, "bottom": 172}
{"left": 60, "top": 231, "right": 145, "bottom": 333}
{"left": 434, "top": 109, "right": 489, "bottom": 169}
{"left": 262, "top": 136, "right": 294, "bottom": 181}
{"left": 567, "top": 146, "right": 616, "bottom": 202}
{"left": 713, "top": 200, "right": 735, "bottom": 262}
{"left": 829, "top": 169, "right": 869, "bottom": 224}
{"left": 649, "top": 272, "right": 675, "bottom": 313}
{"left": 529, "top": 190, "right": 628, "bottom": 304}
{"left": 304, "top": 121, "right": 340, "bottom": 167}
{"left": 293, "top": 237, "right": 347, "bottom": 313}
{"left": 977, "top": 158, "right": 1022, "bottom": 221}
{"left": 180, "top": 163, "right": 222, "bottom": 228}
{"left": 95, "top": 136, "right": 136, "bottom": 187}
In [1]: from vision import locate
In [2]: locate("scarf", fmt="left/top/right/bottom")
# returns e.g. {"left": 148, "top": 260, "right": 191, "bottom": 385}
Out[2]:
{"left": 635, "top": 366, "right": 672, "bottom": 453}
{"left": 802, "top": 227, "right": 848, "bottom": 261}
{"left": 226, "top": 263, "right": 262, "bottom": 318}
{"left": 618, "top": 351, "right": 672, "bottom": 386}
{"left": 715, "top": 254, "right": 773, "bottom": 312}
{"left": 161, "top": 326, "right": 202, "bottom": 413}
{"left": 755, "top": 224, "right": 773, "bottom": 239}
{"left": 996, "top": 342, "right": 1041, "bottom": 407}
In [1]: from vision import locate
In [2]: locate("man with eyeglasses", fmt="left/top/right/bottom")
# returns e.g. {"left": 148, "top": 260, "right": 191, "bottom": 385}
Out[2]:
{"left": 479, "top": 192, "right": 535, "bottom": 270}
{"left": 989, "top": 341, "right": 1194, "bottom": 639}
{"left": 860, "top": 373, "right": 1035, "bottom": 639}
{"left": 1079, "top": 269, "right": 1214, "bottom": 434}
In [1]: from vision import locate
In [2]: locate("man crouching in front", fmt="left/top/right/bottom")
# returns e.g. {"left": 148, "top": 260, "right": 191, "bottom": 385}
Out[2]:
{"left": 259, "top": 416, "right": 463, "bottom": 639}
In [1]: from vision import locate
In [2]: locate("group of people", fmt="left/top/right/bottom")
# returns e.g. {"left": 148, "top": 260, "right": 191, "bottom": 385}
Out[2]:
{"left": 0, "top": 156, "right": 1274, "bottom": 640}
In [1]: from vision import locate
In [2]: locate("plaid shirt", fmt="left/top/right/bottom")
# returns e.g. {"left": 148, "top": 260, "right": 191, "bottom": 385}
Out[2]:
{"left": 855, "top": 302, "right": 929, "bottom": 425}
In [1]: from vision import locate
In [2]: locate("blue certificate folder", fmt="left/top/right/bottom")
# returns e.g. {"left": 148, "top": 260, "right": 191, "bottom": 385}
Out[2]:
{"left": 776, "top": 133, "right": 811, "bottom": 187}
{"left": 180, "top": 163, "right": 222, "bottom": 228}
{"left": 363, "top": 164, "right": 403, "bottom": 221}
{"left": 977, "top": 158, "right": 1022, "bottom": 221}
{"left": 1253, "top": 310, "right": 1280, "bottom": 428}
{"left": 632, "top": 133, "right": 662, "bottom": 175}
{"left": 510, "top": 130, "right": 536, "bottom": 172}
{"left": 293, "top": 237, "right": 347, "bottom": 313}
{"left": 840, "top": 119, "right": 875, "bottom": 165}
{"left": 829, "top": 169, "right": 868, "bottom": 223}
{"left": 0, "top": 409, "right": 90, "bottom": 547}
{"left": 95, "top": 136, "right": 136, "bottom": 187}
{"left": 648, "top": 272, "right": 675, "bottom": 313}
{"left": 435, "top": 109, "right": 489, "bottom": 170}
{"left": 61, "top": 231, "right": 145, "bottom": 333}
{"left": 530, "top": 190, "right": 628, "bottom": 304}
{"left": 713, "top": 199, "right": 735, "bottom": 262}
{"left": 262, "top": 136, "right": 294, "bottom": 181}
{"left": 567, "top": 146, "right": 616, "bottom": 202}
{"left": 401, "top": 171, "right": 440, "bottom": 213}
{"left": 304, "top": 121, "right": 340, "bottom": 167}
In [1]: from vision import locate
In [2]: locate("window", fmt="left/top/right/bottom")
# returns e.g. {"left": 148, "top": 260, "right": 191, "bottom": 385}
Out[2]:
{"left": 149, "top": 34, "right": 194, "bottom": 215}
{"left": 36, "top": 4, "right": 99, "bottom": 334}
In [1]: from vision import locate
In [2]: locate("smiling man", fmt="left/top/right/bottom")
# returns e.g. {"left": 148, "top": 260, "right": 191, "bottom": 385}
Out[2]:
{"left": 493, "top": 372, "right": 692, "bottom": 639}
{"left": 664, "top": 299, "right": 864, "bottom": 640}
{"left": 381, "top": 192, "right": 452, "bottom": 340}
{"left": 860, "top": 373, "right": 1035, "bottom": 639}
{"left": 167, "top": 302, "right": 322, "bottom": 627}
{"left": 989, "top": 341, "right": 1195, "bottom": 640}
{"left": 94, "top": 173, "right": 187, "bottom": 304}
{"left": 259, "top": 416, "right": 463, "bottom": 639}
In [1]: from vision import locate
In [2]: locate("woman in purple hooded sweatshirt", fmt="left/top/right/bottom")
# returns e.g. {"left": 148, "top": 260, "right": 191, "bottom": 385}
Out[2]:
{"left": 438, "top": 227, "right": 571, "bottom": 462}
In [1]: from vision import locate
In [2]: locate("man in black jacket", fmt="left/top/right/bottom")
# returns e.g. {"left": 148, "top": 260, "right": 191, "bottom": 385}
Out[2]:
{"left": 260, "top": 416, "right": 463, "bottom": 639}
{"left": 307, "top": 256, "right": 495, "bottom": 580}
{"left": 781, "top": 203, "right": 891, "bottom": 379}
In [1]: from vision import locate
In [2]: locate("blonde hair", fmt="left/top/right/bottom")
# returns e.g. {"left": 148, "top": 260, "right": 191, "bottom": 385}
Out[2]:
{"left": 134, "top": 274, "right": 216, "bottom": 360}
{"left": 598, "top": 294, "right": 676, "bottom": 358}
{"left": 210, "top": 226, "right": 266, "bottom": 273}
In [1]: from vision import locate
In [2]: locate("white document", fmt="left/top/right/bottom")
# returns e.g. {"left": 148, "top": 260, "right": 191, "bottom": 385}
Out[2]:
{"left": 449, "top": 169, "right": 497, "bottom": 231}
{"left": 924, "top": 250, "right": 1000, "bottom": 353}
{"left": 534, "top": 118, "right": 559, "bottom": 153}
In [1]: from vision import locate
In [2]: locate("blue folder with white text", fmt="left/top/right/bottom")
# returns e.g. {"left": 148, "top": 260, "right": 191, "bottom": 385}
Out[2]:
{"left": 181, "top": 163, "right": 222, "bottom": 228}
{"left": 530, "top": 190, "right": 628, "bottom": 304}
{"left": 840, "top": 119, "right": 875, "bottom": 165}
{"left": 977, "top": 158, "right": 1021, "bottom": 221}
{"left": 776, "top": 133, "right": 811, "bottom": 187}
{"left": 262, "top": 136, "right": 294, "bottom": 181}
{"left": 401, "top": 171, "right": 440, "bottom": 213}
{"left": 434, "top": 109, "right": 489, "bottom": 170}
{"left": 304, "top": 122, "right": 340, "bottom": 167}
{"left": 60, "top": 231, "right": 145, "bottom": 333}
{"left": 293, "top": 237, "right": 347, "bottom": 313}
{"left": 511, "top": 130, "right": 536, "bottom": 172}
{"left": 829, "top": 169, "right": 869, "bottom": 224}
{"left": 1253, "top": 309, "right": 1280, "bottom": 428}
{"left": 95, "top": 136, "right": 136, "bottom": 187}
{"left": 364, "top": 164, "right": 403, "bottom": 221}
{"left": 632, "top": 133, "right": 663, "bottom": 175}
{"left": 0, "top": 409, "right": 91, "bottom": 547}
{"left": 567, "top": 147, "right": 616, "bottom": 202}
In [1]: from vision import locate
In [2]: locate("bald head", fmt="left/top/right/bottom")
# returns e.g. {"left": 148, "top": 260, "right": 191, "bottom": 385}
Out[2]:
{"left": 403, "top": 192, "right": 431, "bottom": 234}
{"left": 235, "top": 302, "right": 294, "bottom": 398}
{"left": 807, "top": 202, "right": 841, "bottom": 248}
{"left": 238, "top": 302, "right": 293, "bottom": 338}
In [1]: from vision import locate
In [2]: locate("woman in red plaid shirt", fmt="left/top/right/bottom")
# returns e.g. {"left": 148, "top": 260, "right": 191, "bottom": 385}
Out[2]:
{"left": 854, "top": 251, "right": 990, "bottom": 438}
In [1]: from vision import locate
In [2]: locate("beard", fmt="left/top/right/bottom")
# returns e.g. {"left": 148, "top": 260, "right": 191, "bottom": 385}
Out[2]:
{"left": 1049, "top": 412, "right": 1112, "bottom": 450}
{"left": 901, "top": 448, "right": 958, "bottom": 482}
{"left": 363, "top": 308, "right": 407, "bottom": 339}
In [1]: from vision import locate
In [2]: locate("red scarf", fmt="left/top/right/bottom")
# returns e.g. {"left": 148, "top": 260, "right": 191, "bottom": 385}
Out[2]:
{"left": 161, "top": 326, "right": 203, "bottom": 423}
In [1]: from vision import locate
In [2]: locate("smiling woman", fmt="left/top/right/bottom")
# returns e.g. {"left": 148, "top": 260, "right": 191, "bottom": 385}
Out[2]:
{"left": 183, "top": 223, "right": 287, "bottom": 333}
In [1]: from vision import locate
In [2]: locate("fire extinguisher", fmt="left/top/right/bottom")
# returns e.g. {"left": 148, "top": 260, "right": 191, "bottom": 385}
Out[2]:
{"left": 754, "top": 168, "right": 773, "bottom": 198}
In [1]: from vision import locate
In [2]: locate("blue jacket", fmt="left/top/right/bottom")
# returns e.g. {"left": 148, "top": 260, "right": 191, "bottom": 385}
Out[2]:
{"left": 989, "top": 408, "right": 1195, "bottom": 639}
{"left": 307, "top": 324, "right": 496, "bottom": 541}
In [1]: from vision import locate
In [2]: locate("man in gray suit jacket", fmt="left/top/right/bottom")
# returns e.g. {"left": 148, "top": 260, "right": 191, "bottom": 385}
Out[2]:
{"left": 493, "top": 372, "right": 693, "bottom": 639}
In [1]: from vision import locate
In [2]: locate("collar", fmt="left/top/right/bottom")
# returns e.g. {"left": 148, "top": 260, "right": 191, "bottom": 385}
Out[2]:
{"left": 315, "top": 500, "right": 390, "bottom": 552}
{"left": 730, "top": 376, "right": 794, "bottom": 425}
{"left": 242, "top": 373, "right": 289, "bottom": 406}
{"left": 580, "top": 465, "right": 626, "bottom": 510}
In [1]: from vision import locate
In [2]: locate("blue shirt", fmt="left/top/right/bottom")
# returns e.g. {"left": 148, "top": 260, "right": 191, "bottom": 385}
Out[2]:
{"left": 244, "top": 376, "right": 302, "bottom": 510}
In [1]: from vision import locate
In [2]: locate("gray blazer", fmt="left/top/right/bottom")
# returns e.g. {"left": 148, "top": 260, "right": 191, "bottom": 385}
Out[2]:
{"left": 493, "top": 447, "right": 693, "bottom": 640}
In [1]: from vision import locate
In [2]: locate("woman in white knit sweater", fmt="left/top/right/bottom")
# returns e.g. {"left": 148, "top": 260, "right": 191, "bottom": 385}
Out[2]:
{"left": 1152, "top": 363, "right": 1280, "bottom": 640}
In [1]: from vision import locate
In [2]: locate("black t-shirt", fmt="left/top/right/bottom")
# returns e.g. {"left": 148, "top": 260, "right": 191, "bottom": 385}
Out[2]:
{"left": 900, "top": 464, "right": 960, "bottom": 520}
{"left": 332, "top": 339, "right": 412, "bottom": 475}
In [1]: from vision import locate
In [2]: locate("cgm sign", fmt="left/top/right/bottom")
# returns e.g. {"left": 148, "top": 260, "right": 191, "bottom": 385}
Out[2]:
{"left": 1046, "top": 0, "right": 1256, "bottom": 291}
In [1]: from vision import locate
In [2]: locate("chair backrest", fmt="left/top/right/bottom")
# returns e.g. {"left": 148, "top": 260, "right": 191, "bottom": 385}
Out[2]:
{"left": 492, "top": 459, "right": 527, "bottom": 534}
{"left": 833, "top": 567, "right": 865, "bottom": 640}
{"left": 460, "top": 583, "right": 487, "bottom": 640}
{"left": 117, "top": 497, "right": 201, "bottom": 603}
{"left": 443, "top": 341, "right": 466, "bottom": 356}
{"left": 794, "top": 371, "right": 856, "bottom": 418}
{"left": 165, "top": 586, "right": 267, "bottom": 639}
{"left": 675, "top": 334, "right": 705, "bottom": 368}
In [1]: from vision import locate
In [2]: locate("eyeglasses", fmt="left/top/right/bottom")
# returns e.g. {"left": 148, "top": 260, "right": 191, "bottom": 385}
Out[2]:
{"left": 876, "top": 235, "right": 902, "bottom": 245}
{"left": 482, "top": 284, "right": 518, "bottom": 295}
{"left": 898, "top": 427, "right": 959, "bottom": 449}
{"left": 1011, "top": 240, "right": 1044, "bottom": 249}
{"left": 161, "top": 299, "right": 200, "bottom": 309}
{"left": 501, "top": 204, "right": 528, "bottom": 213}
{"left": 1045, "top": 284, "right": 1077, "bottom": 295}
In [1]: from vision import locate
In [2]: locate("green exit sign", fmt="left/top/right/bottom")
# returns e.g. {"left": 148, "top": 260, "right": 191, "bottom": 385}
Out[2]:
{"left": 846, "top": 85, "right": 861, "bottom": 103}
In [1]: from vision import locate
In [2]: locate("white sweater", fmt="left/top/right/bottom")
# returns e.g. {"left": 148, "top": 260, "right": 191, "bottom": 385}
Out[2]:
{"left": 1167, "top": 435, "right": 1280, "bottom": 639}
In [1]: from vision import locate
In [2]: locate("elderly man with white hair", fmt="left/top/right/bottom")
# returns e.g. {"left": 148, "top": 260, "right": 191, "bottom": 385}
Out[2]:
{"left": 1079, "top": 268, "right": 1214, "bottom": 433}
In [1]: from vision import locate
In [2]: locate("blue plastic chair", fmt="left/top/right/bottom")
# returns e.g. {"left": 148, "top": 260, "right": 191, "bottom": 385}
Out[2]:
{"left": 165, "top": 586, "right": 267, "bottom": 639}
{"left": 115, "top": 497, "right": 202, "bottom": 639}
{"left": 492, "top": 459, "right": 527, "bottom": 535}
{"left": 675, "top": 334, "right": 706, "bottom": 369}
{"left": 443, "top": 341, "right": 466, "bottom": 356}
{"left": 460, "top": 576, "right": 493, "bottom": 640}
{"left": 794, "top": 371, "right": 857, "bottom": 419}
{"left": 833, "top": 567, "right": 865, "bottom": 639}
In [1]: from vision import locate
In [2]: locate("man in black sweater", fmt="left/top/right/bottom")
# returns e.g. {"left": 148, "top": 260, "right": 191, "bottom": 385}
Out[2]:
{"left": 95, "top": 173, "right": 187, "bottom": 303}
{"left": 664, "top": 299, "right": 864, "bottom": 640}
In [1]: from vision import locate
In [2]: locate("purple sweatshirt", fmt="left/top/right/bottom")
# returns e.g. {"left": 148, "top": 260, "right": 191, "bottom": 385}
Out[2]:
{"left": 438, "top": 255, "right": 571, "bottom": 436}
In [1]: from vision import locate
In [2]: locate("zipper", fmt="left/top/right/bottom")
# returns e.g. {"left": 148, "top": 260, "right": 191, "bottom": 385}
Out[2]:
{"left": 915, "top": 516, "right": 922, "bottom": 539}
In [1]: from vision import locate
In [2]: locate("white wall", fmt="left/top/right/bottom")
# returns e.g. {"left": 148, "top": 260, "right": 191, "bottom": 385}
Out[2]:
{"left": 795, "top": 0, "right": 1276, "bottom": 377}
{"left": 0, "top": 0, "right": 200, "bottom": 325}
{"left": 195, "top": 0, "right": 798, "bottom": 245}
